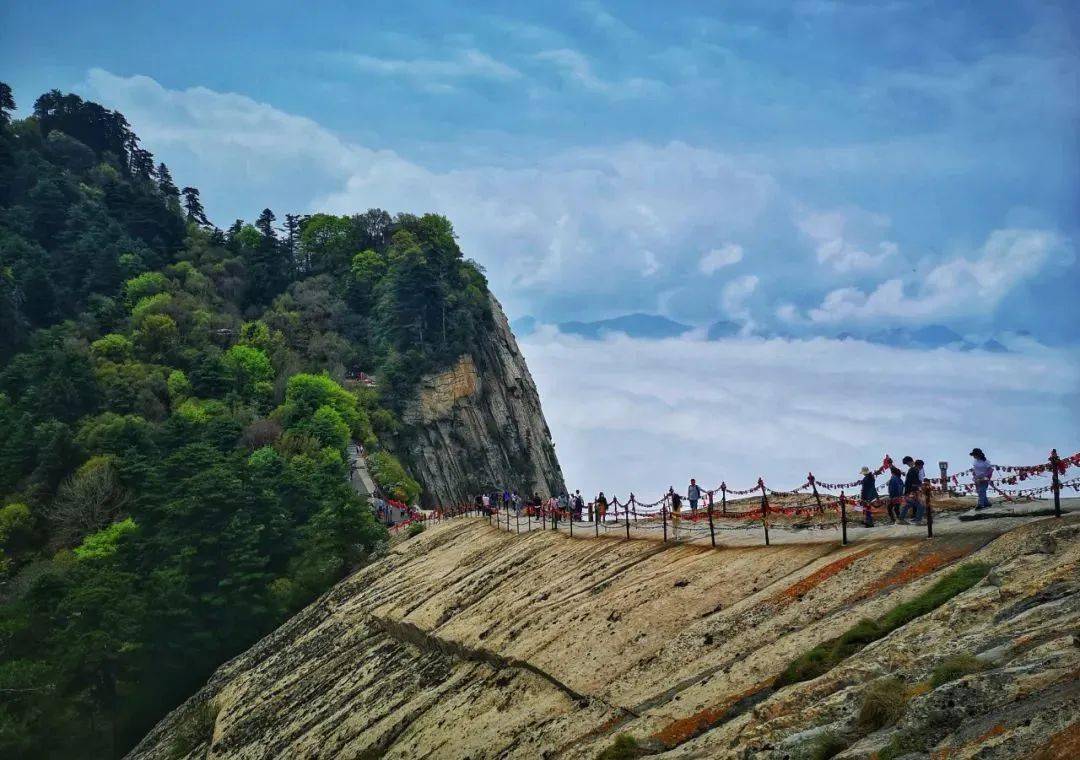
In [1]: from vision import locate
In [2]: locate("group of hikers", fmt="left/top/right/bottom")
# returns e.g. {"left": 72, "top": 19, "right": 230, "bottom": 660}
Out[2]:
{"left": 855, "top": 448, "right": 993, "bottom": 527}
{"left": 472, "top": 448, "right": 996, "bottom": 531}
{"left": 474, "top": 489, "right": 609, "bottom": 522}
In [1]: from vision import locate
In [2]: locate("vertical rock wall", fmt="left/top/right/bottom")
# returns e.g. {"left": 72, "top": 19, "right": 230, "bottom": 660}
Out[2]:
{"left": 401, "top": 295, "right": 565, "bottom": 507}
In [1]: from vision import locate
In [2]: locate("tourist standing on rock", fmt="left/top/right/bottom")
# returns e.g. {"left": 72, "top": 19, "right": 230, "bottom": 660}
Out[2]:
{"left": 886, "top": 466, "right": 904, "bottom": 524}
{"left": 687, "top": 479, "right": 703, "bottom": 516}
{"left": 596, "top": 492, "right": 608, "bottom": 523}
{"left": 916, "top": 459, "right": 931, "bottom": 524}
{"left": 900, "top": 456, "right": 924, "bottom": 524}
{"left": 546, "top": 494, "right": 559, "bottom": 518}
{"left": 668, "top": 487, "right": 682, "bottom": 532}
{"left": 970, "top": 448, "right": 993, "bottom": 510}
{"left": 859, "top": 467, "right": 877, "bottom": 527}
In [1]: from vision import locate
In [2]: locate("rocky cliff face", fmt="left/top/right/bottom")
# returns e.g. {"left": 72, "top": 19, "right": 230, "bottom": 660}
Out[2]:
{"left": 128, "top": 514, "right": 1078, "bottom": 759}
{"left": 401, "top": 295, "right": 565, "bottom": 507}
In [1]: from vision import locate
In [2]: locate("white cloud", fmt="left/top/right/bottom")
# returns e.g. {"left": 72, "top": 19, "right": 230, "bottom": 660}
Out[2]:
{"left": 807, "top": 228, "right": 1070, "bottom": 324}
{"left": 521, "top": 330, "right": 1080, "bottom": 498}
{"left": 342, "top": 49, "right": 522, "bottom": 88}
{"left": 720, "top": 274, "right": 758, "bottom": 320}
{"left": 796, "top": 206, "right": 896, "bottom": 272}
{"left": 579, "top": 1, "right": 639, "bottom": 41}
{"left": 699, "top": 243, "right": 744, "bottom": 274}
{"left": 776, "top": 303, "right": 800, "bottom": 323}
{"left": 534, "top": 48, "right": 665, "bottom": 98}
{"left": 80, "top": 69, "right": 777, "bottom": 318}
{"left": 642, "top": 250, "right": 660, "bottom": 276}
{"left": 317, "top": 141, "right": 777, "bottom": 308}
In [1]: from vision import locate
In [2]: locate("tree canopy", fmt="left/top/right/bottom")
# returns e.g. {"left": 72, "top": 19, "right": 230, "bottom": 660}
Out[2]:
{"left": 0, "top": 83, "right": 495, "bottom": 758}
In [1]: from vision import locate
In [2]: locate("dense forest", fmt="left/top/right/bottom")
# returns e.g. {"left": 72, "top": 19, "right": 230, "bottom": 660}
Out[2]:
{"left": 0, "top": 83, "right": 494, "bottom": 757}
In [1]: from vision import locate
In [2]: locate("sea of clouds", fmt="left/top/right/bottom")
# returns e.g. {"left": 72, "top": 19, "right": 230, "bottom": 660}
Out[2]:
{"left": 520, "top": 329, "right": 1080, "bottom": 500}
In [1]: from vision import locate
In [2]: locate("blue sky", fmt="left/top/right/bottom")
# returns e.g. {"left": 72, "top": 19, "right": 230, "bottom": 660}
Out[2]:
{"left": 3, "top": 1, "right": 1078, "bottom": 490}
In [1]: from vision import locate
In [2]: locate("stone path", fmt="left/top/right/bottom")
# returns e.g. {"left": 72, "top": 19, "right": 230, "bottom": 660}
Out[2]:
{"left": 346, "top": 443, "right": 378, "bottom": 499}
{"left": 479, "top": 497, "right": 1079, "bottom": 549}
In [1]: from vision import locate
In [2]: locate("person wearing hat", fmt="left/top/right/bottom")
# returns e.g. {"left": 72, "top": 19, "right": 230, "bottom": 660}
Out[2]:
{"left": 970, "top": 448, "right": 993, "bottom": 510}
{"left": 859, "top": 466, "right": 877, "bottom": 527}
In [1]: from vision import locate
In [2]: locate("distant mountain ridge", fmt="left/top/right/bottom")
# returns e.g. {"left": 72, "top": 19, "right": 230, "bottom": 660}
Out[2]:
{"left": 511, "top": 313, "right": 1014, "bottom": 353}
{"left": 838, "top": 324, "right": 1010, "bottom": 353}
{"left": 558, "top": 313, "right": 693, "bottom": 339}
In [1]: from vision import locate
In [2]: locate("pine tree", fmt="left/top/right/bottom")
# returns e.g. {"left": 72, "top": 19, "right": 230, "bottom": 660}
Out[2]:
{"left": 0, "top": 82, "right": 15, "bottom": 125}
{"left": 226, "top": 219, "right": 244, "bottom": 249}
{"left": 283, "top": 213, "right": 302, "bottom": 267}
{"left": 247, "top": 209, "right": 287, "bottom": 306}
{"left": 130, "top": 148, "right": 155, "bottom": 180}
{"left": 181, "top": 187, "right": 210, "bottom": 226}
{"left": 157, "top": 163, "right": 179, "bottom": 198}
{"left": 255, "top": 208, "right": 277, "bottom": 241}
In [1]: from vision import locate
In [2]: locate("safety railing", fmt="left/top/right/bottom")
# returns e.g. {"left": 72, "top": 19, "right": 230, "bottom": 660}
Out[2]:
{"left": 399, "top": 449, "right": 1078, "bottom": 548}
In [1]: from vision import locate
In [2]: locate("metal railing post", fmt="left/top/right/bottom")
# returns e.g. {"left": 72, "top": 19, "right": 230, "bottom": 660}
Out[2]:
{"left": 1050, "top": 449, "right": 1062, "bottom": 518}
{"left": 707, "top": 490, "right": 716, "bottom": 548}
{"left": 759, "top": 478, "right": 770, "bottom": 547}
{"left": 840, "top": 492, "right": 848, "bottom": 545}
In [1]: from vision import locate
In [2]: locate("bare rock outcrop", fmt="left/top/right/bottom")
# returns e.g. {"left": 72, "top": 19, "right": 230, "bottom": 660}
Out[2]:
{"left": 401, "top": 295, "right": 565, "bottom": 506}
{"left": 127, "top": 516, "right": 1079, "bottom": 759}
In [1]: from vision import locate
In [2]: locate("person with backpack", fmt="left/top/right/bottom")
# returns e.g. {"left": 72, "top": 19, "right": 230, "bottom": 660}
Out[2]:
{"left": 687, "top": 478, "right": 703, "bottom": 516}
{"left": 859, "top": 466, "right": 877, "bottom": 527}
{"left": 668, "top": 486, "right": 682, "bottom": 533}
{"left": 886, "top": 466, "right": 904, "bottom": 524}
{"left": 970, "top": 448, "right": 993, "bottom": 510}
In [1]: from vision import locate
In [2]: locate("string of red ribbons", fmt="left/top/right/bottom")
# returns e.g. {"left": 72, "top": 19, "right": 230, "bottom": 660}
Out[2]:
{"left": 427, "top": 449, "right": 1076, "bottom": 528}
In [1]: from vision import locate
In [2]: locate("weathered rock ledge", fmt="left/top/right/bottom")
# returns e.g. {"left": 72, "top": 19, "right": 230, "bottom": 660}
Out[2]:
{"left": 128, "top": 516, "right": 1079, "bottom": 759}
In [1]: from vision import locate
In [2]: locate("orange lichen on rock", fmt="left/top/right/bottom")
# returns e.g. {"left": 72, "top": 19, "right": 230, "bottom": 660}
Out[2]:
{"left": 848, "top": 545, "right": 974, "bottom": 603}
{"left": 931, "top": 724, "right": 1008, "bottom": 759}
{"left": 975, "top": 724, "right": 1007, "bottom": 743}
{"left": 650, "top": 680, "right": 771, "bottom": 748}
{"left": 907, "top": 681, "right": 932, "bottom": 699}
{"left": 772, "top": 548, "right": 873, "bottom": 604}
{"left": 1027, "top": 720, "right": 1080, "bottom": 760}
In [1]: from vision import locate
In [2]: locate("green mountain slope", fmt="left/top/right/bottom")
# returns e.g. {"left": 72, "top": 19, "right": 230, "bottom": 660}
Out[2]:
{"left": 0, "top": 84, "right": 493, "bottom": 757}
